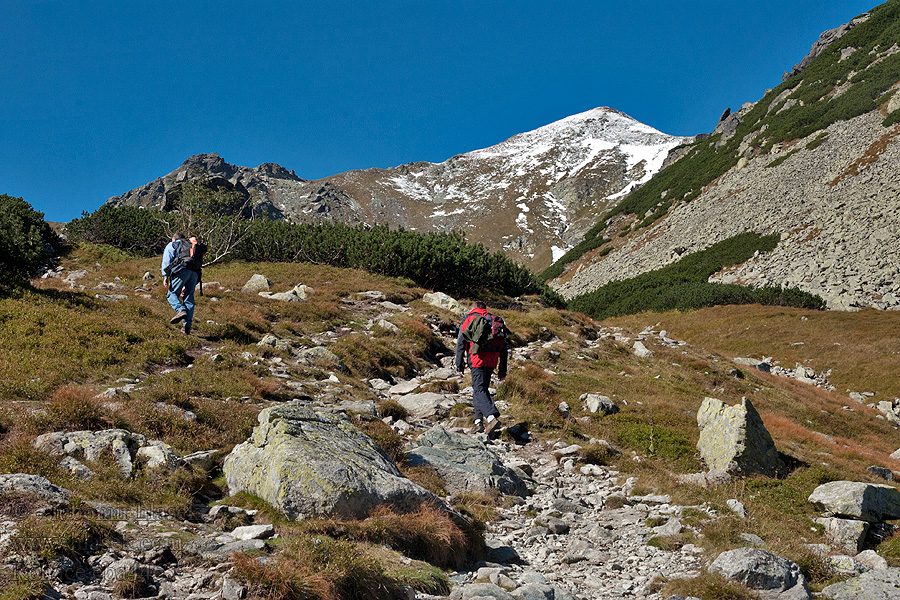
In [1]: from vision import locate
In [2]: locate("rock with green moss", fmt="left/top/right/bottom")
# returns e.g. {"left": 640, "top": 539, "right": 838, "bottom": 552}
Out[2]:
{"left": 223, "top": 405, "right": 439, "bottom": 519}
{"left": 696, "top": 397, "right": 784, "bottom": 477}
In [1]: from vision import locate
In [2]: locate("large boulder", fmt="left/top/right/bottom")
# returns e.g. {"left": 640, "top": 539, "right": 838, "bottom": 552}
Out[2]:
{"left": 696, "top": 397, "right": 784, "bottom": 477}
{"left": 709, "top": 548, "right": 810, "bottom": 599}
{"left": 405, "top": 426, "right": 532, "bottom": 496}
{"left": 223, "top": 405, "right": 439, "bottom": 519}
{"left": 809, "top": 481, "right": 900, "bottom": 523}
{"left": 820, "top": 567, "right": 900, "bottom": 599}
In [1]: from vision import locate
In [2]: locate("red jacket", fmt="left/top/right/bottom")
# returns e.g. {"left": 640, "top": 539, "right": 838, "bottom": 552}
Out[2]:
{"left": 455, "top": 308, "right": 508, "bottom": 376}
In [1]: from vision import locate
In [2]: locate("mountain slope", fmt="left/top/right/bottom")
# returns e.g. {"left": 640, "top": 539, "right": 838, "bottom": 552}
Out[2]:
{"left": 106, "top": 108, "right": 687, "bottom": 270}
{"left": 552, "top": 0, "right": 900, "bottom": 310}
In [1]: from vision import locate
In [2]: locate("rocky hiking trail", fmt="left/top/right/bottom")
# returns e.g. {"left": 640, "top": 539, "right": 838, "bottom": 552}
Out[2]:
{"left": 5, "top": 277, "right": 900, "bottom": 600}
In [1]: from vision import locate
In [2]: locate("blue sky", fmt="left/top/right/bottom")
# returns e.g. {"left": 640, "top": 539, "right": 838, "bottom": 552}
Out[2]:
{"left": 1, "top": 0, "right": 877, "bottom": 222}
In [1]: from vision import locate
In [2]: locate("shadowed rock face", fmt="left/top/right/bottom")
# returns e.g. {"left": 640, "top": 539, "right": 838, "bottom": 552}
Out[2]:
{"left": 222, "top": 405, "right": 439, "bottom": 520}
{"left": 696, "top": 396, "right": 784, "bottom": 477}
{"left": 808, "top": 481, "right": 900, "bottom": 523}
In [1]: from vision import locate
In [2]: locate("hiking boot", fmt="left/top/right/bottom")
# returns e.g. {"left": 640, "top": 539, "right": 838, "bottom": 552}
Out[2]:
{"left": 170, "top": 310, "right": 188, "bottom": 324}
{"left": 183, "top": 324, "right": 191, "bottom": 336}
{"left": 470, "top": 421, "right": 484, "bottom": 435}
{"left": 484, "top": 418, "right": 502, "bottom": 440}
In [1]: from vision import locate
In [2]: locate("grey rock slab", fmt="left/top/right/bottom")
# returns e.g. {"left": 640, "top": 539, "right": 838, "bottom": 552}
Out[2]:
{"left": 229, "top": 524, "right": 275, "bottom": 540}
{"left": 389, "top": 378, "right": 422, "bottom": 395}
{"left": 816, "top": 517, "right": 870, "bottom": 554}
{"left": 485, "top": 538, "right": 521, "bottom": 564}
{"left": 405, "top": 426, "right": 532, "bottom": 496}
{"left": 396, "top": 392, "right": 451, "bottom": 418}
{"left": 223, "top": 405, "right": 440, "bottom": 519}
{"left": 450, "top": 583, "right": 516, "bottom": 600}
{"left": 633, "top": 341, "right": 654, "bottom": 358}
{"left": 580, "top": 393, "right": 619, "bottom": 415}
{"left": 856, "top": 549, "right": 889, "bottom": 570}
{"left": 809, "top": 481, "right": 900, "bottom": 522}
{"left": 511, "top": 584, "right": 555, "bottom": 600}
{"left": 709, "top": 548, "right": 810, "bottom": 598}
{"left": 0, "top": 474, "right": 71, "bottom": 509}
{"left": 423, "top": 291, "right": 467, "bottom": 318}
{"left": 820, "top": 567, "right": 900, "bottom": 599}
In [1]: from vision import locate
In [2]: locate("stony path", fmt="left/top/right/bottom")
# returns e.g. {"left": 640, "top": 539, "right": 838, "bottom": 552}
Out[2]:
{"left": 444, "top": 435, "right": 704, "bottom": 599}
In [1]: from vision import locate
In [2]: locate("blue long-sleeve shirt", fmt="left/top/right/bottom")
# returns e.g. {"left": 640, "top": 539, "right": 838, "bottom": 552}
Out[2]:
{"left": 161, "top": 241, "right": 177, "bottom": 276}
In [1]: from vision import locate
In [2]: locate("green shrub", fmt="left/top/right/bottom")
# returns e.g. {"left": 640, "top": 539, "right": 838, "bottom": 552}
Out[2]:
{"left": 67, "top": 204, "right": 166, "bottom": 256}
{"left": 568, "top": 232, "right": 826, "bottom": 319}
{"left": 0, "top": 195, "right": 61, "bottom": 291}
{"left": 765, "top": 149, "right": 799, "bottom": 169}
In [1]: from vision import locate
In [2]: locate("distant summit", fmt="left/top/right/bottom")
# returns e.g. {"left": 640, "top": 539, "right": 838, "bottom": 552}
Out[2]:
{"left": 105, "top": 108, "right": 688, "bottom": 270}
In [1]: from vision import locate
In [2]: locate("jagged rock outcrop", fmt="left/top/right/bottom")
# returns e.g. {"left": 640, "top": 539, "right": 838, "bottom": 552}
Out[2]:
{"left": 782, "top": 13, "right": 871, "bottom": 81}
{"left": 107, "top": 153, "right": 298, "bottom": 219}
{"left": 222, "top": 404, "right": 440, "bottom": 519}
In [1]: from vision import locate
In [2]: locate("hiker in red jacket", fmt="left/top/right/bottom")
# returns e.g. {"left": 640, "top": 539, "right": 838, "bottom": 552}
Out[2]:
{"left": 455, "top": 301, "right": 509, "bottom": 438}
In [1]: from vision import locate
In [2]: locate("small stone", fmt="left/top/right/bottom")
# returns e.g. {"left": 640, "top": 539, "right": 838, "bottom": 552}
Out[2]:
{"left": 230, "top": 524, "right": 275, "bottom": 541}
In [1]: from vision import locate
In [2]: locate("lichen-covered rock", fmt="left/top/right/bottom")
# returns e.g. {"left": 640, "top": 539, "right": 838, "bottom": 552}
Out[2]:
{"left": 696, "top": 397, "right": 784, "bottom": 477}
{"left": 709, "top": 548, "right": 810, "bottom": 599}
{"left": 241, "top": 274, "right": 271, "bottom": 292}
{"left": 405, "top": 426, "right": 532, "bottom": 496}
{"left": 223, "top": 405, "right": 439, "bottom": 519}
{"left": 423, "top": 292, "right": 467, "bottom": 318}
{"left": 820, "top": 567, "right": 900, "bottom": 599}
{"left": 809, "top": 481, "right": 900, "bottom": 523}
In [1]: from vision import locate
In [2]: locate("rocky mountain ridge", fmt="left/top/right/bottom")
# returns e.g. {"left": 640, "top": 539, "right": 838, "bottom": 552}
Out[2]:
{"left": 105, "top": 108, "right": 687, "bottom": 270}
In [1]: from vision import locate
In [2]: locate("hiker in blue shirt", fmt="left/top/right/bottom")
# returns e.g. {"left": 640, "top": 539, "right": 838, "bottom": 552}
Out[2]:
{"left": 161, "top": 233, "right": 199, "bottom": 335}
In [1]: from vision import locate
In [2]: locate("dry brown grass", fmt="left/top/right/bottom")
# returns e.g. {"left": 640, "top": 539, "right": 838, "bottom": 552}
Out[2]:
{"left": 611, "top": 306, "right": 900, "bottom": 399}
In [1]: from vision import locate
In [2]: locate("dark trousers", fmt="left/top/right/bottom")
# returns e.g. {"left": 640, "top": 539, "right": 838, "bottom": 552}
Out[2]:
{"left": 471, "top": 366, "right": 498, "bottom": 422}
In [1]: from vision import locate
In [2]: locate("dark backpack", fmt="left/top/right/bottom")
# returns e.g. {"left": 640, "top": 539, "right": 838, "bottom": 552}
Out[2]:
{"left": 165, "top": 237, "right": 207, "bottom": 277}
{"left": 462, "top": 311, "right": 508, "bottom": 355}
